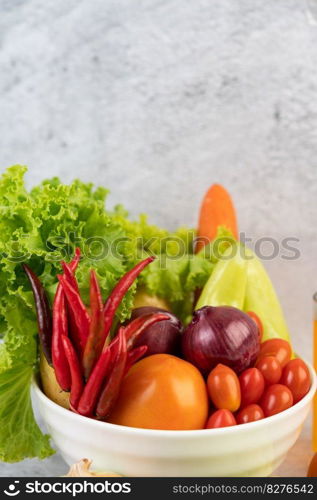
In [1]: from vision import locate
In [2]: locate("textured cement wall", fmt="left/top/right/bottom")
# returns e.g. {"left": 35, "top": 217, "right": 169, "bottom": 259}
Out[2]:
{"left": 0, "top": 0, "right": 317, "bottom": 475}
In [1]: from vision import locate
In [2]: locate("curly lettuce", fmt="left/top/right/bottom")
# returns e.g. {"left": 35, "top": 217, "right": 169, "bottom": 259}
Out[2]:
{"left": 0, "top": 165, "right": 225, "bottom": 463}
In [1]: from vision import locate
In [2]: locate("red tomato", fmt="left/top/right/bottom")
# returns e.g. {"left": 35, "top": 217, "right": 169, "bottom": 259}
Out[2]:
{"left": 207, "top": 364, "right": 241, "bottom": 412}
{"left": 205, "top": 409, "right": 237, "bottom": 429}
{"left": 260, "top": 384, "right": 293, "bottom": 417}
{"left": 236, "top": 404, "right": 264, "bottom": 424}
{"left": 280, "top": 359, "right": 310, "bottom": 404}
{"left": 256, "top": 356, "right": 282, "bottom": 385}
{"left": 247, "top": 311, "right": 263, "bottom": 341}
{"left": 239, "top": 368, "right": 265, "bottom": 407}
{"left": 258, "top": 339, "right": 292, "bottom": 368}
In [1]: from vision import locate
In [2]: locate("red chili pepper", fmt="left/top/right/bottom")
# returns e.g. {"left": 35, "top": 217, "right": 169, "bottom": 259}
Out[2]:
{"left": 23, "top": 264, "right": 53, "bottom": 365}
{"left": 82, "top": 270, "right": 105, "bottom": 379}
{"left": 102, "top": 256, "right": 155, "bottom": 341}
{"left": 96, "top": 328, "right": 127, "bottom": 420}
{"left": 124, "top": 345, "right": 148, "bottom": 374}
{"left": 77, "top": 328, "right": 122, "bottom": 417}
{"left": 52, "top": 289, "right": 70, "bottom": 390}
{"left": 61, "top": 335, "right": 84, "bottom": 410}
{"left": 70, "top": 247, "right": 81, "bottom": 269}
{"left": 61, "top": 261, "right": 79, "bottom": 293}
{"left": 50, "top": 252, "right": 159, "bottom": 421}
{"left": 124, "top": 312, "right": 169, "bottom": 349}
{"left": 58, "top": 274, "right": 90, "bottom": 353}
{"left": 83, "top": 257, "right": 155, "bottom": 375}
{"left": 52, "top": 248, "right": 81, "bottom": 391}
{"left": 61, "top": 260, "right": 87, "bottom": 355}
{"left": 77, "top": 347, "right": 112, "bottom": 416}
{"left": 109, "top": 312, "right": 169, "bottom": 353}
{"left": 90, "top": 270, "right": 104, "bottom": 317}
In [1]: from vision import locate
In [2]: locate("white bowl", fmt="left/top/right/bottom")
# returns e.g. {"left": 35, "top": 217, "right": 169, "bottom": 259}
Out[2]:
{"left": 32, "top": 361, "right": 316, "bottom": 477}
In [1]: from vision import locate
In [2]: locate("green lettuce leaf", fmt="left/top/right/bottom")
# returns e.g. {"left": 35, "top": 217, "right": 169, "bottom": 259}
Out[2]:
{"left": 0, "top": 365, "right": 53, "bottom": 462}
{"left": 140, "top": 226, "right": 235, "bottom": 322}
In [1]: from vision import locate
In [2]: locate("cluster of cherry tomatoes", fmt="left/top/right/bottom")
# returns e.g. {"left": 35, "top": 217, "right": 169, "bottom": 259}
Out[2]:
{"left": 205, "top": 338, "right": 311, "bottom": 429}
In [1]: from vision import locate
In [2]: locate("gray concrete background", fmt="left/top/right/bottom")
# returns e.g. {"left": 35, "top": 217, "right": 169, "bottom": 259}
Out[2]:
{"left": 0, "top": 0, "right": 317, "bottom": 476}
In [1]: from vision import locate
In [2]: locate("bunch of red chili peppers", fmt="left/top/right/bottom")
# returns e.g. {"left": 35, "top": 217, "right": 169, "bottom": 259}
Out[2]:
{"left": 23, "top": 249, "right": 168, "bottom": 420}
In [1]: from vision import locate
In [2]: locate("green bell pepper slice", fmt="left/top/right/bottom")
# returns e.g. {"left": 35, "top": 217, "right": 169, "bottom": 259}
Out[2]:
{"left": 243, "top": 247, "right": 291, "bottom": 343}
{"left": 196, "top": 242, "right": 292, "bottom": 346}
{"left": 196, "top": 243, "right": 247, "bottom": 310}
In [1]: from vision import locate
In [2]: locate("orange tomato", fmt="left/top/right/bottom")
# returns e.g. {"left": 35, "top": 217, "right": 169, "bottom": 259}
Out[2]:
{"left": 247, "top": 311, "right": 263, "bottom": 341}
{"left": 255, "top": 356, "right": 282, "bottom": 385}
{"left": 260, "top": 384, "right": 293, "bottom": 417}
{"left": 109, "top": 354, "right": 208, "bottom": 430}
{"left": 258, "top": 339, "right": 292, "bottom": 368}
{"left": 280, "top": 359, "right": 310, "bottom": 403}
{"left": 207, "top": 364, "right": 241, "bottom": 412}
{"left": 239, "top": 367, "right": 265, "bottom": 407}
{"left": 205, "top": 409, "right": 236, "bottom": 429}
{"left": 236, "top": 404, "right": 264, "bottom": 424}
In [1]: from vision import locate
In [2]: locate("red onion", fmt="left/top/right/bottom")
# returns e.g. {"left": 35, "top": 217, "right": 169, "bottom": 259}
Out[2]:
{"left": 128, "top": 306, "right": 182, "bottom": 357}
{"left": 182, "top": 306, "right": 260, "bottom": 374}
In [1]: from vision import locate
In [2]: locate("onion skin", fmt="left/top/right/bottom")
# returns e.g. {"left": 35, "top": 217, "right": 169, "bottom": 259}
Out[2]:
{"left": 128, "top": 306, "right": 182, "bottom": 357}
{"left": 182, "top": 306, "right": 260, "bottom": 374}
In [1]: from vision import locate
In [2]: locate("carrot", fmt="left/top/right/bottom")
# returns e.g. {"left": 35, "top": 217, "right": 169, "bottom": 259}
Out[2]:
{"left": 196, "top": 184, "right": 238, "bottom": 252}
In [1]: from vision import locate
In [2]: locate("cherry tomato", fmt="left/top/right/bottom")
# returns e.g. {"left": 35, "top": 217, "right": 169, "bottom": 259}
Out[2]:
{"left": 247, "top": 311, "right": 263, "bottom": 341}
{"left": 258, "top": 339, "right": 292, "bottom": 368}
{"left": 260, "top": 384, "right": 293, "bottom": 417}
{"left": 236, "top": 404, "right": 264, "bottom": 424}
{"left": 205, "top": 409, "right": 237, "bottom": 429}
{"left": 280, "top": 359, "right": 310, "bottom": 403}
{"left": 109, "top": 354, "right": 208, "bottom": 430}
{"left": 207, "top": 364, "right": 241, "bottom": 412}
{"left": 255, "top": 356, "right": 282, "bottom": 385}
{"left": 239, "top": 367, "right": 265, "bottom": 407}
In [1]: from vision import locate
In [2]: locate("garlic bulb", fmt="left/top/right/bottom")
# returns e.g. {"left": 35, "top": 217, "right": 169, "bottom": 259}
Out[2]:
{"left": 65, "top": 458, "right": 121, "bottom": 477}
